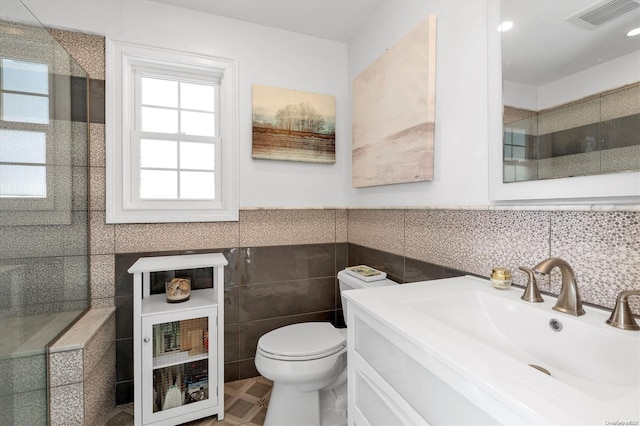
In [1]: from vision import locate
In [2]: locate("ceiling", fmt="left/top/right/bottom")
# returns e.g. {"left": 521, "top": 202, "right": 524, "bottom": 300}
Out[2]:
{"left": 149, "top": 0, "right": 382, "bottom": 42}
{"left": 502, "top": 0, "right": 640, "bottom": 86}
{"left": 150, "top": 0, "right": 639, "bottom": 86}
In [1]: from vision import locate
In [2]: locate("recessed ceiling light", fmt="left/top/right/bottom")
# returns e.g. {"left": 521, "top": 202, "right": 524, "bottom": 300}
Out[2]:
{"left": 627, "top": 27, "right": 640, "bottom": 36}
{"left": 497, "top": 21, "right": 513, "bottom": 32}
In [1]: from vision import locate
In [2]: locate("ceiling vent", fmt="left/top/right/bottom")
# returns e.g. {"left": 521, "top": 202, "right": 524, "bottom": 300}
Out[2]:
{"left": 567, "top": 0, "right": 640, "bottom": 30}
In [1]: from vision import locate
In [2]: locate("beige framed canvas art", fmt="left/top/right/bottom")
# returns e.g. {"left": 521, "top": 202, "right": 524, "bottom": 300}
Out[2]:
{"left": 352, "top": 15, "right": 437, "bottom": 187}
{"left": 252, "top": 84, "right": 336, "bottom": 163}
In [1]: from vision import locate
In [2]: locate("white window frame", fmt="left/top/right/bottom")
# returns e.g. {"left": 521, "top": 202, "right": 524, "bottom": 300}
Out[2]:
{"left": 0, "top": 39, "right": 74, "bottom": 226}
{"left": 106, "top": 39, "right": 238, "bottom": 223}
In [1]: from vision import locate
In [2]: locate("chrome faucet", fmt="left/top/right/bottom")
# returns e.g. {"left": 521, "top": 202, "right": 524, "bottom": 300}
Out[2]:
{"left": 533, "top": 258, "right": 585, "bottom": 316}
{"left": 606, "top": 290, "right": 640, "bottom": 330}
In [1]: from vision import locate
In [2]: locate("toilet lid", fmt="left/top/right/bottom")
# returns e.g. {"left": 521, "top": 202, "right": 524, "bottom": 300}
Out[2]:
{"left": 258, "top": 322, "right": 346, "bottom": 358}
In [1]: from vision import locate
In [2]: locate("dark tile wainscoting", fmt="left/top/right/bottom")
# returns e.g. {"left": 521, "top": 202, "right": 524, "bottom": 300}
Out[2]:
{"left": 113, "top": 242, "right": 464, "bottom": 404}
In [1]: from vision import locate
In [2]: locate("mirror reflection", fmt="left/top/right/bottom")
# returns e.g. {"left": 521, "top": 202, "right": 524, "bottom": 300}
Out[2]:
{"left": 501, "top": 0, "right": 640, "bottom": 183}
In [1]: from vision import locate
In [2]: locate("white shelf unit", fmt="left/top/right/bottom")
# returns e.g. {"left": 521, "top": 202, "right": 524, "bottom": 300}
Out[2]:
{"left": 129, "top": 253, "right": 228, "bottom": 426}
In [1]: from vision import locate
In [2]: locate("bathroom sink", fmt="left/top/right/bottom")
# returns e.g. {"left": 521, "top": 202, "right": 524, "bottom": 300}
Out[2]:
{"left": 344, "top": 275, "right": 640, "bottom": 425}
{"left": 405, "top": 289, "right": 639, "bottom": 396}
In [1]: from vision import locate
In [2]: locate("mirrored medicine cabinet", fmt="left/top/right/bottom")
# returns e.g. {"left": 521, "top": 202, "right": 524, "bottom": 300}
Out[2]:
{"left": 488, "top": 0, "right": 640, "bottom": 203}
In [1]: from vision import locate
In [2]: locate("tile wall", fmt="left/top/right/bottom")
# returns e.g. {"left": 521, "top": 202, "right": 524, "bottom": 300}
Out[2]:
{"left": 110, "top": 207, "right": 639, "bottom": 406}
{"left": 112, "top": 209, "right": 350, "bottom": 404}
{"left": 110, "top": 209, "right": 467, "bottom": 405}
{"left": 348, "top": 208, "right": 640, "bottom": 312}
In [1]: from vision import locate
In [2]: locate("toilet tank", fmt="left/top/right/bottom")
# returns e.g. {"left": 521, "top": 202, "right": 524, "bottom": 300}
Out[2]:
{"left": 338, "top": 268, "right": 398, "bottom": 326}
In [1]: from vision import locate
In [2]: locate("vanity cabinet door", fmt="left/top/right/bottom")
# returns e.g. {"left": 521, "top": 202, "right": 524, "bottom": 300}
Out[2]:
{"left": 141, "top": 307, "right": 217, "bottom": 425}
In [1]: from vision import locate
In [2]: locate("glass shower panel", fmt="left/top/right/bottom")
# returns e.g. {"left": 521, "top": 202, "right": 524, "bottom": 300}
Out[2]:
{"left": 0, "top": 1, "right": 90, "bottom": 424}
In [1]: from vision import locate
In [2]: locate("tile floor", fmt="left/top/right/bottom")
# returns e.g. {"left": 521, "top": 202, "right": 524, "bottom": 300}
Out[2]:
{"left": 106, "top": 376, "right": 272, "bottom": 426}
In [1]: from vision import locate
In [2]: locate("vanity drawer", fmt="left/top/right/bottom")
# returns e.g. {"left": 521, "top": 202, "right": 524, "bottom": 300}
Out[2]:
{"left": 353, "top": 314, "right": 497, "bottom": 425}
{"left": 353, "top": 368, "right": 426, "bottom": 426}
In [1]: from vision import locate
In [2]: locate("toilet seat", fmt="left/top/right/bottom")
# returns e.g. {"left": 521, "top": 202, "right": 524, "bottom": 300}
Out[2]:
{"left": 257, "top": 322, "right": 346, "bottom": 361}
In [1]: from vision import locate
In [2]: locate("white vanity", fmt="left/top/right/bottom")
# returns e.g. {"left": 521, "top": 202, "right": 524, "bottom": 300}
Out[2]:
{"left": 344, "top": 276, "right": 640, "bottom": 425}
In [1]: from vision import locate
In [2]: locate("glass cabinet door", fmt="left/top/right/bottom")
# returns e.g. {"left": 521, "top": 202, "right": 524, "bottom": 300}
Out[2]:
{"left": 142, "top": 308, "right": 216, "bottom": 423}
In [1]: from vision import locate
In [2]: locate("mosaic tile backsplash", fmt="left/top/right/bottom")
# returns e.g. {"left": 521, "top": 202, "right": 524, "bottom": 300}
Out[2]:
{"left": 348, "top": 208, "right": 640, "bottom": 313}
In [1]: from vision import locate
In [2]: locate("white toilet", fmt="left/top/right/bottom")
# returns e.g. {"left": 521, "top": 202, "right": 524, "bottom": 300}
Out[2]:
{"left": 255, "top": 268, "right": 398, "bottom": 426}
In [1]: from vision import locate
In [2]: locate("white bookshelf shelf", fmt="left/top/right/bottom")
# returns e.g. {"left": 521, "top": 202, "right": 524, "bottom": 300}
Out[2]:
{"left": 141, "top": 289, "right": 218, "bottom": 317}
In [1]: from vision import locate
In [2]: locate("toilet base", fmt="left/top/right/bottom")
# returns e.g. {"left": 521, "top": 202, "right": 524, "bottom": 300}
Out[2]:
{"left": 264, "top": 381, "right": 347, "bottom": 426}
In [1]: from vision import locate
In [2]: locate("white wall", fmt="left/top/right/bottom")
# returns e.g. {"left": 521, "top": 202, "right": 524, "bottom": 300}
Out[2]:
{"left": 16, "top": 0, "right": 350, "bottom": 208}
{"left": 504, "top": 51, "right": 640, "bottom": 111}
{"left": 346, "top": 0, "right": 491, "bottom": 207}
{"left": 537, "top": 51, "right": 640, "bottom": 110}
{"left": 503, "top": 80, "right": 538, "bottom": 110}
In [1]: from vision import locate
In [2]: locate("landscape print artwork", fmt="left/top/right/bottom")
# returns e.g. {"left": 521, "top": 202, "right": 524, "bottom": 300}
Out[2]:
{"left": 252, "top": 84, "right": 336, "bottom": 163}
{"left": 352, "top": 15, "right": 437, "bottom": 187}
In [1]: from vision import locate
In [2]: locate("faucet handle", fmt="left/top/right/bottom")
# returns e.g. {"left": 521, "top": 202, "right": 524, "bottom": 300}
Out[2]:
{"left": 606, "top": 290, "right": 640, "bottom": 330}
{"left": 519, "top": 266, "right": 543, "bottom": 303}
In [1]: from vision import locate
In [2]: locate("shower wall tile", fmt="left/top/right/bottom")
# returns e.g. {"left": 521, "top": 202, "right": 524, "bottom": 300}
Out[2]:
{"left": 89, "top": 79, "right": 106, "bottom": 124}
{"left": 90, "top": 254, "right": 115, "bottom": 300}
{"left": 64, "top": 212, "right": 89, "bottom": 256}
{"left": 1, "top": 389, "right": 47, "bottom": 426}
{"left": 21, "top": 257, "right": 65, "bottom": 304}
{"left": 116, "top": 381, "right": 133, "bottom": 406}
{"left": 50, "top": 382, "right": 84, "bottom": 426}
{"left": 63, "top": 256, "right": 90, "bottom": 302}
{"left": 89, "top": 211, "right": 115, "bottom": 255}
{"left": 84, "top": 342, "right": 115, "bottom": 426}
{"left": 0, "top": 354, "right": 46, "bottom": 397}
{"left": 1, "top": 223, "right": 67, "bottom": 259}
{"left": 72, "top": 166, "right": 88, "bottom": 212}
{"left": 48, "top": 29, "right": 105, "bottom": 80}
{"left": 89, "top": 166, "right": 106, "bottom": 211}
{"left": 89, "top": 123, "right": 105, "bottom": 167}
{"left": 347, "top": 209, "right": 405, "bottom": 256}
{"left": 49, "top": 350, "right": 83, "bottom": 388}
{"left": 71, "top": 122, "right": 89, "bottom": 167}
{"left": 115, "top": 338, "right": 133, "bottom": 383}
{"left": 114, "top": 221, "right": 239, "bottom": 253}
{"left": 239, "top": 209, "right": 337, "bottom": 247}
{"left": 0, "top": 393, "right": 14, "bottom": 426}
{"left": 404, "top": 210, "right": 550, "bottom": 286}
{"left": 115, "top": 296, "right": 134, "bottom": 340}
{"left": 83, "top": 313, "right": 115, "bottom": 378}
{"left": 551, "top": 211, "right": 640, "bottom": 314}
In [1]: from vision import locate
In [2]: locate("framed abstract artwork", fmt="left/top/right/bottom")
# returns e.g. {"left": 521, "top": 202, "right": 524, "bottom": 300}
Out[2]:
{"left": 252, "top": 84, "right": 336, "bottom": 163}
{"left": 352, "top": 15, "right": 437, "bottom": 187}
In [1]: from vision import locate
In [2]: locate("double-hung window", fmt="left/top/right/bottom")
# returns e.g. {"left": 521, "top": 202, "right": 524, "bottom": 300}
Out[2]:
{"left": 0, "top": 58, "right": 49, "bottom": 199}
{"left": 107, "top": 40, "right": 238, "bottom": 223}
